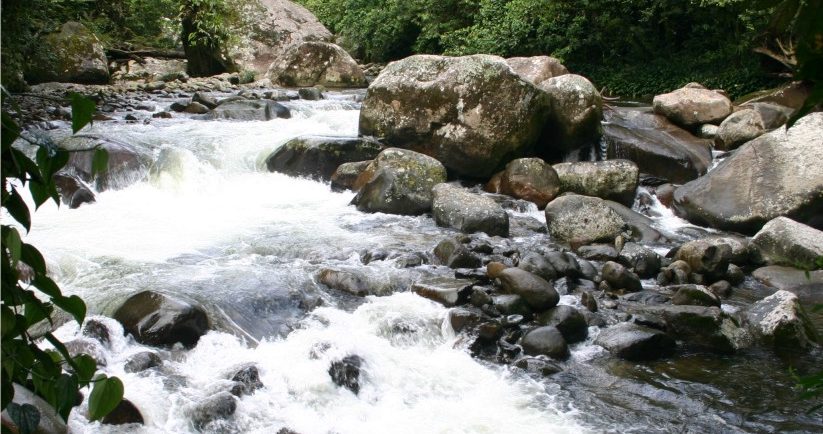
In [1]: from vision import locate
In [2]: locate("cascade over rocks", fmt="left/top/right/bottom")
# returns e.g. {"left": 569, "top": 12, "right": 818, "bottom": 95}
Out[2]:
{"left": 552, "top": 160, "right": 639, "bottom": 206}
{"left": 751, "top": 217, "right": 823, "bottom": 268}
{"left": 329, "top": 355, "right": 363, "bottom": 394}
{"left": 652, "top": 84, "right": 733, "bottom": 128}
{"left": 505, "top": 56, "right": 568, "bottom": 85}
{"left": 207, "top": 99, "right": 291, "bottom": 121}
{"left": 61, "top": 135, "right": 150, "bottom": 191}
{"left": 494, "top": 158, "right": 561, "bottom": 208}
{"left": 537, "top": 74, "right": 603, "bottom": 157}
{"left": 358, "top": 54, "right": 551, "bottom": 178}
{"left": 113, "top": 291, "right": 210, "bottom": 349}
{"left": 544, "top": 194, "right": 625, "bottom": 245}
{"left": 266, "top": 135, "right": 383, "bottom": 181}
{"left": 267, "top": 42, "right": 367, "bottom": 88}
{"left": 351, "top": 148, "right": 447, "bottom": 215}
{"left": 25, "top": 21, "right": 109, "bottom": 85}
{"left": 746, "top": 290, "right": 820, "bottom": 351}
{"left": 674, "top": 112, "right": 823, "bottom": 233}
{"left": 603, "top": 108, "right": 713, "bottom": 183}
{"left": 431, "top": 184, "right": 509, "bottom": 237}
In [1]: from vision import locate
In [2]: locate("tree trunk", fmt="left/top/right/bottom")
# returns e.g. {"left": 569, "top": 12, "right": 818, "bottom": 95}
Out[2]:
{"left": 180, "top": 12, "right": 236, "bottom": 77}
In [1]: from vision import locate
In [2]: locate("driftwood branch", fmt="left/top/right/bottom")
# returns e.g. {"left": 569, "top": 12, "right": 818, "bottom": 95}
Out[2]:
{"left": 106, "top": 48, "right": 187, "bottom": 63}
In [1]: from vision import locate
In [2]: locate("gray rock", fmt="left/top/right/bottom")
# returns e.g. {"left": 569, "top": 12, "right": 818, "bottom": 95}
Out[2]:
{"left": 670, "top": 284, "right": 721, "bottom": 307}
{"left": 102, "top": 399, "right": 144, "bottom": 425}
{"left": 497, "top": 268, "right": 559, "bottom": 312}
{"left": 229, "top": 364, "right": 264, "bottom": 397}
{"left": 192, "top": 92, "right": 218, "bottom": 109}
{"left": 517, "top": 252, "right": 558, "bottom": 281}
{"left": 513, "top": 356, "right": 563, "bottom": 376}
{"left": 412, "top": 277, "right": 474, "bottom": 307}
{"left": 268, "top": 42, "right": 367, "bottom": 88}
{"left": 266, "top": 136, "right": 383, "bottom": 181}
{"left": 298, "top": 87, "right": 324, "bottom": 100}
{"left": 184, "top": 102, "right": 210, "bottom": 114}
{"left": 544, "top": 194, "right": 625, "bottom": 245}
{"left": 505, "top": 56, "right": 568, "bottom": 85}
{"left": 432, "top": 184, "right": 509, "bottom": 237}
{"left": 317, "top": 269, "right": 372, "bottom": 296}
{"left": 113, "top": 291, "right": 210, "bottom": 348}
{"left": 661, "top": 305, "right": 748, "bottom": 353}
{"left": 534, "top": 305, "right": 588, "bottom": 343}
{"left": 329, "top": 355, "right": 363, "bottom": 394}
{"left": 618, "top": 242, "right": 661, "bottom": 278}
{"left": 433, "top": 238, "right": 481, "bottom": 269}
{"left": 602, "top": 261, "right": 642, "bottom": 292}
{"left": 351, "top": 148, "right": 447, "bottom": 215}
{"left": 520, "top": 326, "right": 570, "bottom": 360}
{"left": 577, "top": 244, "right": 619, "bottom": 261}
{"left": 752, "top": 217, "right": 823, "bottom": 268}
{"left": 538, "top": 74, "right": 603, "bottom": 156}
{"left": 714, "top": 108, "right": 766, "bottom": 150}
{"left": 190, "top": 392, "right": 236, "bottom": 430}
{"left": 61, "top": 135, "right": 150, "bottom": 191}
{"left": 652, "top": 85, "right": 732, "bottom": 127}
{"left": 674, "top": 239, "right": 733, "bottom": 281}
{"left": 207, "top": 99, "right": 291, "bottom": 121}
{"left": 491, "top": 294, "right": 533, "bottom": 316}
{"left": 53, "top": 172, "right": 95, "bottom": 209}
{"left": 752, "top": 265, "right": 823, "bottom": 291}
{"left": 745, "top": 290, "right": 819, "bottom": 351}
{"left": 124, "top": 351, "right": 162, "bottom": 373}
{"left": 595, "top": 322, "right": 675, "bottom": 360}
{"left": 552, "top": 160, "right": 639, "bottom": 206}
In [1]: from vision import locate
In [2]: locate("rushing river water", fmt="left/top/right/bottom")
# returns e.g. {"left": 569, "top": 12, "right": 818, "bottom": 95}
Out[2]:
{"left": 20, "top": 92, "right": 823, "bottom": 433}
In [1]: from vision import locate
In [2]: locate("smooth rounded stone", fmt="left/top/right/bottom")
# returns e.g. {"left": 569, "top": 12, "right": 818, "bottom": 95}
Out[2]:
{"left": 491, "top": 294, "right": 533, "bottom": 317}
{"left": 708, "top": 280, "right": 733, "bottom": 298}
{"left": 53, "top": 172, "right": 95, "bottom": 209}
{"left": 513, "top": 356, "right": 563, "bottom": 376}
{"left": 752, "top": 217, "right": 823, "bottom": 268}
{"left": 595, "top": 322, "right": 676, "bottom": 361}
{"left": 674, "top": 239, "right": 733, "bottom": 281}
{"left": 412, "top": 277, "right": 474, "bottom": 307}
{"left": 520, "top": 326, "right": 570, "bottom": 360}
{"left": 328, "top": 355, "right": 363, "bottom": 394}
{"left": 554, "top": 277, "right": 596, "bottom": 295}
{"left": 448, "top": 307, "right": 486, "bottom": 333}
{"left": 317, "top": 268, "right": 372, "bottom": 296}
{"left": 434, "top": 238, "right": 481, "bottom": 269}
{"left": 1, "top": 384, "right": 67, "bottom": 434}
{"left": 486, "top": 262, "right": 508, "bottom": 279}
{"left": 702, "top": 235, "right": 751, "bottom": 265}
{"left": 745, "top": 290, "right": 820, "bottom": 351}
{"left": 744, "top": 102, "right": 792, "bottom": 129}
{"left": 652, "top": 85, "right": 732, "bottom": 127}
{"left": 124, "top": 351, "right": 162, "bottom": 373}
{"left": 497, "top": 268, "right": 559, "bottom": 311}
{"left": 714, "top": 108, "right": 766, "bottom": 150}
{"left": 266, "top": 135, "right": 383, "bottom": 181}
{"left": 657, "top": 260, "right": 691, "bottom": 286}
{"left": 25, "top": 21, "right": 109, "bottom": 84}
{"left": 603, "top": 200, "right": 667, "bottom": 244}
{"left": 577, "top": 244, "right": 619, "bottom": 261}
{"left": 351, "top": 148, "right": 447, "bottom": 215}
{"left": 618, "top": 242, "right": 662, "bottom": 278}
{"left": 432, "top": 184, "right": 509, "bottom": 237}
{"left": 113, "top": 291, "right": 210, "bottom": 349}
{"left": 603, "top": 108, "right": 713, "bottom": 184}
{"left": 498, "top": 158, "right": 561, "bottom": 208}
{"left": 207, "top": 99, "right": 291, "bottom": 121}
{"left": 298, "top": 87, "right": 324, "bottom": 100}
{"left": 505, "top": 56, "right": 568, "bottom": 85}
{"left": 673, "top": 112, "right": 823, "bottom": 234}
{"left": 581, "top": 291, "right": 598, "bottom": 312}
{"left": 534, "top": 305, "right": 588, "bottom": 343}
{"left": 517, "top": 252, "right": 558, "bottom": 281}
{"left": 543, "top": 251, "right": 582, "bottom": 279}
{"left": 752, "top": 265, "right": 823, "bottom": 291}
{"left": 331, "top": 161, "right": 371, "bottom": 192}
{"left": 601, "top": 261, "right": 642, "bottom": 292}
{"left": 102, "top": 398, "right": 144, "bottom": 425}
{"left": 61, "top": 135, "right": 150, "bottom": 191}
{"left": 670, "top": 284, "right": 721, "bottom": 307}
{"left": 578, "top": 260, "right": 598, "bottom": 281}
{"left": 192, "top": 92, "right": 218, "bottom": 109}
{"left": 184, "top": 101, "right": 210, "bottom": 114}
{"left": 552, "top": 160, "right": 639, "bottom": 206}
{"left": 359, "top": 54, "right": 551, "bottom": 178}
{"left": 268, "top": 42, "right": 367, "bottom": 88}
{"left": 170, "top": 101, "right": 189, "bottom": 112}
{"left": 229, "top": 364, "right": 264, "bottom": 397}
{"left": 538, "top": 74, "right": 604, "bottom": 156}
{"left": 190, "top": 392, "right": 237, "bottom": 430}
{"left": 544, "top": 195, "right": 625, "bottom": 246}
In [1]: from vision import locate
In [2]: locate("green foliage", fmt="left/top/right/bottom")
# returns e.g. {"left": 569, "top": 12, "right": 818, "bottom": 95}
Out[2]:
{"left": 1, "top": 91, "right": 122, "bottom": 425}
{"left": 179, "top": 0, "right": 233, "bottom": 49}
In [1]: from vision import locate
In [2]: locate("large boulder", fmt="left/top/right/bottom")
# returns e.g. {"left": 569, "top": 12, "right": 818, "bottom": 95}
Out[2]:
{"left": 113, "top": 291, "right": 210, "bottom": 348}
{"left": 25, "top": 21, "right": 109, "bottom": 84}
{"left": 673, "top": 112, "right": 823, "bottom": 233}
{"left": 603, "top": 108, "right": 713, "bottom": 184}
{"left": 595, "top": 322, "right": 675, "bottom": 361}
{"left": 61, "top": 136, "right": 151, "bottom": 191}
{"left": 497, "top": 268, "right": 559, "bottom": 312}
{"left": 207, "top": 99, "right": 291, "bottom": 121}
{"left": 496, "top": 158, "right": 561, "bottom": 208}
{"left": 230, "top": 0, "right": 333, "bottom": 75}
{"left": 505, "top": 56, "right": 568, "bottom": 85}
{"left": 538, "top": 74, "right": 603, "bottom": 156}
{"left": 751, "top": 217, "right": 823, "bottom": 268}
{"left": 1, "top": 384, "right": 68, "bottom": 434}
{"left": 351, "top": 148, "right": 447, "bottom": 215}
{"left": 714, "top": 108, "right": 766, "bottom": 151}
{"left": 552, "top": 160, "right": 639, "bottom": 206}
{"left": 745, "top": 290, "right": 819, "bottom": 351}
{"left": 431, "top": 184, "right": 509, "bottom": 237}
{"left": 265, "top": 135, "right": 383, "bottom": 181}
{"left": 359, "top": 54, "right": 551, "bottom": 178}
{"left": 652, "top": 84, "right": 732, "bottom": 128}
{"left": 267, "top": 42, "right": 367, "bottom": 88}
{"left": 544, "top": 194, "right": 625, "bottom": 245}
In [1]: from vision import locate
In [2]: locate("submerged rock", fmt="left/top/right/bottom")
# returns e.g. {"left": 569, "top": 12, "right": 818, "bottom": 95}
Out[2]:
{"left": 266, "top": 135, "right": 383, "bottom": 181}
{"left": 329, "top": 355, "right": 363, "bottom": 394}
{"left": 113, "top": 291, "right": 210, "bottom": 348}
{"left": 267, "top": 41, "right": 367, "bottom": 88}
{"left": 432, "top": 184, "right": 509, "bottom": 237}
{"left": 552, "top": 160, "right": 639, "bottom": 206}
{"left": 595, "top": 322, "right": 675, "bottom": 361}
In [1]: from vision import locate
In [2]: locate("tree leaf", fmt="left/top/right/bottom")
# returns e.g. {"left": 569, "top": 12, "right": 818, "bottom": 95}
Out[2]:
{"left": 91, "top": 148, "right": 109, "bottom": 178}
{"left": 88, "top": 376, "right": 124, "bottom": 421}
{"left": 54, "top": 374, "right": 78, "bottom": 420}
{"left": 70, "top": 93, "right": 96, "bottom": 134}
{"left": 53, "top": 295, "right": 86, "bottom": 325}
{"left": 4, "top": 227, "right": 22, "bottom": 266}
{"left": 6, "top": 402, "right": 40, "bottom": 434}
{"left": 20, "top": 243, "right": 46, "bottom": 275}
{"left": 5, "top": 188, "right": 31, "bottom": 232}
{"left": 1, "top": 305, "right": 16, "bottom": 339}
{"left": 72, "top": 354, "right": 97, "bottom": 384}
{"left": 1, "top": 371, "right": 14, "bottom": 409}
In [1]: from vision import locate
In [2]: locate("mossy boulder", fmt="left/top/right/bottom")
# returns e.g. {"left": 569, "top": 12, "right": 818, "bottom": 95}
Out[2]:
{"left": 26, "top": 22, "right": 109, "bottom": 85}
{"left": 544, "top": 194, "right": 625, "bottom": 245}
{"left": 553, "top": 159, "right": 639, "bottom": 206}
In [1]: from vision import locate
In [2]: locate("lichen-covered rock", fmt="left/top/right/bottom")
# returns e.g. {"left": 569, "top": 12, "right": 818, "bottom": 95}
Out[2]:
{"left": 268, "top": 42, "right": 367, "bottom": 88}
{"left": 359, "top": 54, "right": 551, "bottom": 178}
{"left": 745, "top": 290, "right": 819, "bottom": 351}
{"left": 266, "top": 135, "right": 383, "bottom": 181}
{"left": 673, "top": 112, "right": 823, "bottom": 233}
{"left": 498, "top": 158, "right": 561, "bottom": 208}
{"left": 497, "top": 268, "right": 559, "bottom": 312}
{"left": 505, "top": 56, "right": 568, "bottom": 85}
{"left": 544, "top": 194, "right": 625, "bottom": 245}
{"left": 652, "top": 85, "right": 732, "bottom": 128}
{"left": 751, "top": 217, "right": 823, "bottom": 268}
{"left": 603, "top": 108, "right": 713, "bottom": 184}
{"left": 595, "top": 322, "right": 675, "bottom": 361}
{"left": 538, "top": 74, "right": 603, "bottom": 156}
{"left": 351, "top": 148, "right": 447, "bottom": 215}
{"left": 26, "top": 21, "right": 109, "bottom": 84}
{"left": 113, "top": 291, "right": 210, "bottom": 349}
{"left": 432, "top": 183, "right": 509, "bottom": 237}
{"left": 553, "top": 160, "right": 639, "bottom": 206}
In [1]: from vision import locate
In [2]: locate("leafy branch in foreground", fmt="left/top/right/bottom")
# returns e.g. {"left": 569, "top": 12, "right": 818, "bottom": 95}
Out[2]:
{"left": 1, "top": 89, "right": 121, "bottom": 430}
